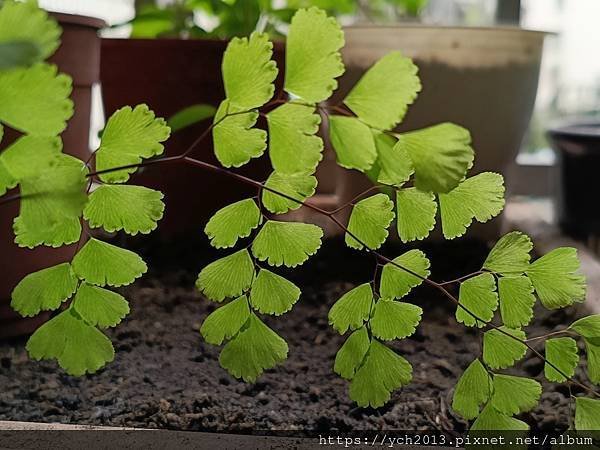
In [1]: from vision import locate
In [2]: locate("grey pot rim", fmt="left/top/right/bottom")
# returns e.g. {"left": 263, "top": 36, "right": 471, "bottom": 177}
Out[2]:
{"left": 343, "top": 23, "right": 551, "bottom": 36}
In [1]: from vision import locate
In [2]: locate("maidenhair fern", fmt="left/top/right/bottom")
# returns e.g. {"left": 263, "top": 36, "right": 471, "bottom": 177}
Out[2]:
{"left": 1, "top": 0, "right": 599, "bottom": 433}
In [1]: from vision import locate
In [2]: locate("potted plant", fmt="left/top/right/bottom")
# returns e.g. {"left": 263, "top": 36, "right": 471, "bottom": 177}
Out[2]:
{"left": 2, "top": 3, "right": 600, "bottom": 435}
{"left": 0, "top": 3, "right": 104, "bottom": 337}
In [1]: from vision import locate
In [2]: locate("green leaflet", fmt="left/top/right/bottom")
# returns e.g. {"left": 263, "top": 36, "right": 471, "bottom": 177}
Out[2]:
{"left": 0, "top": 63, "right": 73, "bottom": 136}
{"left": 345, "top": 194, "right": 394, "bottom": 250}
{"left": 583, "top": 339, "right": 600, "bottom": 384}
{"left": 544, "top": 337, "right": 578, "bottom": 382}
{"left": 13, "top": 154, "right": 87, "bottom": 249}
{"left": 267, "top": 103, "right": 323, "bottom": 174}
{"left": 284, "top": 7, "right": 344, "bottom": 103}
{"left": 0, "top": 135, "right": 62, "bottom": 179}
{"left": 483, "top": 326, "right": 527, "bottom": 370}
{"left": 252, "top": 220, "right": 323, "bottom": 267}
{"left": 372, "top": 131, "right": 413, "bottom": 186}
{"left": 344, "top": 52, "right": 421, "bottom": 130}
{"left": 196, "top": 249, "right": 254, "bottom": 302}
{"left": 498, "top": 276, "right": 536, "bottom": 328}
{"left": 334, "top": 327, "right": 370, "bottom": 380}
{"left": 370, "top": 299, "right": 422, "bottom": 341}
{"left": 399, "top": 123, "right": 474, "bottom": 193}
{"left": 204, "top": 198, "right": 262, "bottom": 248}
{"left": 221, "top": 32, "right": 277, "bottom": 110}
{"left": 11, "top": 263, "right": 78, "bottom": 317}
{"left": 328, "top": 283, "right": 373, "bottom": 334}
{"left": 395, "top": 188, "right": 437, "bottom": 243}
{"left": 167, "top": 104, "right": 215, "bottom": 132}
{"left": 72, "top": 283, "right": 129, "bottom": 328}
{"left": 27, "top": 309, "right": 114, "bottom": 376}
{"left": 0, "top": 156, "right": 16, "bottom": 195}
{"left": 452, "top": 359, "right": 491, "bottom": 420}
{"left": 329, "top": 115, "right": 377, "bottom": 171}
{"left": 490, "top": 374, "right": 542, "bottom": 415}
{"left": 262, "top": 171, "right": 317, "bottom": 214}
{"left": 571, "top": 315, "right": 600, "bottom": 384}
{"left": 0, "top": 41, "right": 40, "bottom": 71}
{"left": 249, "top": 269, "right": 301, "bottom": 316}
{"left": 571, "top": 315, "right": 600, "bottom": 339}
{"left": 200, "top": 295, "right": 251, "bottom": 345}
{"left": 72, "top": 238, "right": 147, "bottom": 287}
{"left": 470, "top": 404, "right": 529, "bottom": 431}
{"left": 575, "top": 397, "right": 600, "bottom": 430}
{"left": 456, "top": 273, "right": 498, "bottom": 328}
{"left": 349, "top": 340, "right": 412, "bottom": 408}
{"left": 219, "top": 314, "right": 288, "bottom": 383}
{"left": 438, "top": 172, "right": 505, "bottom": 239}
{"left": 212, "top": 100, "right": 266, "bottom": 168}
{"left": 527, "top": 248, "right": 586, "bottom": 309}
{"left": 96, "top": 104, "right": 170, "bottom": 183}
{"left": 379, "top": 249, "right": 430, "bottom": 299}
{"left": 483, "top": 231, "right": 533, "bottom": 275}
{"left": 84, "top": 184, "right": 165, "bottom": 235}
{"left": 0, "top": 0, "right": 60, "bottom": 62}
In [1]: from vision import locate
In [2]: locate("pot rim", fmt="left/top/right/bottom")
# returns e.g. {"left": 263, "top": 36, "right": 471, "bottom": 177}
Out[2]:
{"left": 100, "top": 36, "right": 285, "bottom": 49}
{"left": 343, "top": 23, "right": 551, "bottom": 36}
{"left": 548, "top": 119, "right": 600, "bottom": 139}
{"left": 50, "top": 12, "right": 106, "bottom": 30}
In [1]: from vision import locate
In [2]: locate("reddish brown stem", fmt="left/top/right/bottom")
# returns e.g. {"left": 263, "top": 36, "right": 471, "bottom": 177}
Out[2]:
{"left": 3, "top": 103, "right": 598, "bottom": 398}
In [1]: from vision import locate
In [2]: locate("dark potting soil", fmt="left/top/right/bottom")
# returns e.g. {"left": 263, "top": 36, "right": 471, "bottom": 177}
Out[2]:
{"left": 0, "top": 237, "right": 590, "bottom": 433}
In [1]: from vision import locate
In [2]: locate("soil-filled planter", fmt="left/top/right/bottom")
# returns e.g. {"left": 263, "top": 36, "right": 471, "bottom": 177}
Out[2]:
{"left": 101, "top": 39, "right": 293, "bottom": 237}
{"left": 548, "top": 121, "right": 600, "bottom": 237}
{"left": 0, "top": 13, "right": 104, "bottom": 338}
{"left": 0, "top": 239, "right": 581, "bottom": 432}
{"left": 331, "top": 25, "right": 546, "bottom": 240}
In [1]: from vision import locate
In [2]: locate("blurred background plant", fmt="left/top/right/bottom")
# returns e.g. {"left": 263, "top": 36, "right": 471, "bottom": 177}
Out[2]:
{"left": 36, "top": 0, "right": 600, "bottom": 198}
{"left": 121, "top": 0, "right": 432, "bottom": 39}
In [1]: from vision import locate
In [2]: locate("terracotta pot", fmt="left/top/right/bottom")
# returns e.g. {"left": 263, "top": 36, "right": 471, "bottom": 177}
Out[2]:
{"left": 100, "top": 38, "right": 288, "bottom": 237}
{"left": 326, "top": 25, "right": 547, "bottom": 239}
{"left": 0, "top": 13, "right": 104, "bottom": 338}
{"left": 547, "top": 121, "right": 600, "bottom": 238}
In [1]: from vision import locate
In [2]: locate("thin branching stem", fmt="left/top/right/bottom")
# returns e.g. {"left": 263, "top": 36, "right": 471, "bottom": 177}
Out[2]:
{"left": 526, "top": 329, "right": 578, "bottom": 342}
{"left": 180, "top": 155, "right": 598, "bottom": 397}
{"left": 438, "top": 271, "right": 485, "bottom": 286}
{"left": 0, "top": 192, "right": 26, "bottom": 206}
{"left": 4, "top": 103, "right": 598, "bottom": 399}
{"left": 328, "top": 185, "right": 384, "bottom": 215}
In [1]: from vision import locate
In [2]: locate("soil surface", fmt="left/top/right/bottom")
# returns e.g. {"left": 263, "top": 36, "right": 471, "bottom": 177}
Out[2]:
{"left": 0, "top": 237, "right": 590, "bottom": 433}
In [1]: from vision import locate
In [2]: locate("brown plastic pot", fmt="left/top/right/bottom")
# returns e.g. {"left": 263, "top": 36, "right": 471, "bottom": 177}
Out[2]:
{"left": 0, "top": 13, "right": 104, "bottom": 338}
{"left": 100, "top": 38, "right": 288, "bottom": 237}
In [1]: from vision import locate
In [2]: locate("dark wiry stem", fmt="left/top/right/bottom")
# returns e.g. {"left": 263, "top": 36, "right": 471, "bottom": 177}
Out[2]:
{"left": 3, "top": 105, "right": 598, "bottom": 399}
{"left": 438, "top": 271, "right": 485, "bottom": 286}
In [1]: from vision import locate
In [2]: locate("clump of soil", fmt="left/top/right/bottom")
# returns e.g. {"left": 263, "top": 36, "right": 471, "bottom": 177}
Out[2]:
{"left": 0, "top": 238, "right": 587, "bottom": 432}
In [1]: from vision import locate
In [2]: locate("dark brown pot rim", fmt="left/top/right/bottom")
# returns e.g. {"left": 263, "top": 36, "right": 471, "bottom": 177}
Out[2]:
{"left": 50, "top": 12, "right": 106, "bottom": 30}
{"left": 101, "top": 36, "right": 285, "bottom": 50}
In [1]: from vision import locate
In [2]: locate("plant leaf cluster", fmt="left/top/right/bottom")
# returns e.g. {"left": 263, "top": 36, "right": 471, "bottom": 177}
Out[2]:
{"left": 450, "top": 232, "right": 595, "bottom": 431}
{"left": 0, "top": 1, "right": 170, "bottom": 375}
{"left": 1, "top": 2, "right": 599, "bottom": 433}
